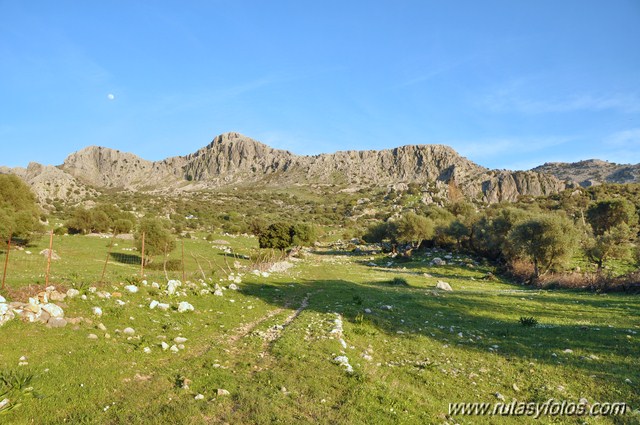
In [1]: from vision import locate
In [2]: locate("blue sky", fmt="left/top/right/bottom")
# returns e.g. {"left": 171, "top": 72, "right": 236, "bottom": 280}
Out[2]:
{"left": 1, "top": 0, "right": 639, "bottom": 170}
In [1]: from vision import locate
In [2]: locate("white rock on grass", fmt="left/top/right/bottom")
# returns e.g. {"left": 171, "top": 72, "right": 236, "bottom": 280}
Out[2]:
{"left": 0, "top": 295, "right": 5, "bottom": 303}
{"left": 177, "top": 302, "right": 194, "bottom": 313}
{"left": 87, "top": 334, "right": 98, "bottom": 340}
{"left": 123, "top": 327, "right": 135, "bottom": 336}
{"left": 166, "top": 280, "right": 181, "bottom": 295}
{"left": 228, "top": 283, "right": 238, "bottom": 291}
{"left": 194, "top": 394, "right": 205, "bottom": 400}
{"left": 143, "top": 347, "right": 152, "bottom": 354}
{"left": 149, "top": 300, "right": 159, "bottom": 310}
{"left": 333, "top": 356, "right": 354, "bottom": 374}
{"left": 92, "top": 307, "right": 103, "bottom": 317}
{"left": 161, "top": 342, "right": 170, "bottom": 351}
{"left": 213, "top": 290, "right": 223, "bottom": 297}
{"left": 42, "top": 303, "right": 64, "bottom": 318}
{"left": 170, "top": 344, "right": 179, "bottom": 353}
{"left": 151, "top": 282, "right": 160, "bottom": 289}
{"left": 174, "top": 337, "right": 188, "bottom": 344}
{"left": 157, "top": 303, "right": 170, "bottom": 311}
{"left": 66, "top": 288, "right": 80, "bottom": 298}
{"left": 124, "top": 285, "right": 139, "bottom": 293}
{"left": 0, "top": 398, "right": 10, "bottom": 410}
{"left": 436, "top": 280, "right": 453, "bottom": 291}
{"left": 217, "top": 389, "right": 230, "bottom": 396}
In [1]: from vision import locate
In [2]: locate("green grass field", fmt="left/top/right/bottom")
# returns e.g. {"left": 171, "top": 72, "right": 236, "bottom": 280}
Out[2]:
{"left": 1, "top": 235, "right": 638, "bottom": 424}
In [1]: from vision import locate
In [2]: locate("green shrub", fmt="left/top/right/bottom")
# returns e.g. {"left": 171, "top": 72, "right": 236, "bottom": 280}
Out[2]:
{"left": 519, "top": 316, "right": 538, "bottom": 327}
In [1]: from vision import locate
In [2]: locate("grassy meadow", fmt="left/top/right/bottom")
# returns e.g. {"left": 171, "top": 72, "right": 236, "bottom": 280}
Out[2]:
{"left": 0, "top": 233, "right": 639, "bottom": 424}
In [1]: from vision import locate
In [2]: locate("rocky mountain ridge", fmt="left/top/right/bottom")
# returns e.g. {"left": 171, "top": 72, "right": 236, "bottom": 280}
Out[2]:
{"left": 532, "top": 159, "right": 640, "bottom": 187}
{"left": 3, "top": 132, "right": 571, "bottom": 204}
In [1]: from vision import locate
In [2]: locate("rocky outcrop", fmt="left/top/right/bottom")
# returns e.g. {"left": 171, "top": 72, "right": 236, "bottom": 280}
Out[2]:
{"left": 0, "top": 162, "right": 94, "bottom": 204}
{"left": 532, "top": 159, "right": 640, "bottom": 187}
{"left": 61, "top": 146, "right": 186, "bottom": 189}
{"left": 5, "top": 132, "right": 569, "bottom": 203}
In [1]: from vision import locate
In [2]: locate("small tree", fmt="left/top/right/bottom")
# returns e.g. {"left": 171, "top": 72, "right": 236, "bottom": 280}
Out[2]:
{"left": 65, "top": 208, "right": 93, "bottom": 234}
{"left": 507, "top": 214, "right": 579, "bottom": 277}
{"left": 113, "top": 219, "right": 134, "bottom": 235}
{"left": 135, "top": 217, "right": 176, "bottom": 264}
{"left": 584, "top": 223, "right": 634, "bottom": 271}
{"left": 394, "top": 212, "right": 434, "bottom": 249}
{"left": 258, "top": 222, "right": 294, "bottom": 250}
{"left": 0, "top": 174, "right": 43, "bottom": 242}
{"left": 587, "top": 199, "right": 637, "bottom": 236}
{"left": 445, "top": 219, "right": 469, "bottom": 250}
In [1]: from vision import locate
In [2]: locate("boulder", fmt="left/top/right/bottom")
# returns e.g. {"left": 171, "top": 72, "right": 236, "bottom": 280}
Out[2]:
{"left": 48, "top": 317, "right": 67, "bottom": 328}
{"left": 436, "top": 280, "right": 453, "bottom": 291}
{"left": 177, "top": 302, "right": 194, "bottom": 313}
{"left": 42, "top": 303, "right": 64, "bottom": 318}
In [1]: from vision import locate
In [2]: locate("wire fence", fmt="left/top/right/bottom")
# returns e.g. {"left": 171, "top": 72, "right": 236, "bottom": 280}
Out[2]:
{"left": 0, "top": 231, "right": 272, "bottom": 291}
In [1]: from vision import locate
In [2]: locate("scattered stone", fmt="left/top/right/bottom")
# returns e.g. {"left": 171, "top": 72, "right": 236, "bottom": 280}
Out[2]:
{"left": 436, "top": 280, "right": 453, "bottom": 291}
{"left": 124, "top": 285, "right": 139, "bottom": 293}
{"left": 563, "top": 349, "right": 573, "bottom": 354}
{"left": 228, "top": 283, "right": 238, "bottom": 291}
{"left": 161, "top": 342, "right": 169, "bottom": 351}
{"left": 42, "top": 303, "right": 64, "bottom": 318}
{"left": 579, "top": 398, "right": 588, "bottom": 405}
{"left": 151, "top": 282, "right": 160, "bottom": 289}
{"left": 39, "top": 249, "right": 61, "bottom": 260}
{"left": 512, "top": 383, "right": 520, "bottom": 392}
{"left": 194, "top": 394, "right": 205, "bottom": 400}
{"left": 166, "top": 280, "right": 181, "bottom": 295}
{"left": 48, "top": 317, "right": 67, "bottom": 328}
{"left": 364, "top": 308, "right": 372, "bottom": 314}
{"left": 92, "top": 307, "right": 103, "bottom": 317}
{"left": 217, "top": 389, "right": 230, "bottom": 396}
{"left": 157, "top": 303, "right": 170, "bottom": 311}
{"left": 495, "top": 392, "right": 505, "bottom": 401}
{"left": 625, "top": 379, "right": 632, "bottom": 384}
{"left": 177, "top": 302, "right": 194, "bottom": 313}
{"left": 143, "top": 347, "right": 152, "bottom": 354}
{"left": 123, "top": 327, "right": 135, "bottom": 336}
{"left": 174, "top": 337, "right": 188, "bottom": 344}
{"left": 170, "top": 345, "right": 179, "bottom": 353}
{"left": 87, "top": 333, "right": 98, "bottom": 340}
{"left": 334, "top": 356, "right": 354, "bottom": 374}
{"left": 149, "top": 300, "right": 159, "bottom": 309}
{"left": 431, "top": 257, "right": 446, "bottom": 266}
{"left": 268, "top": 261, "right": 293, "bottom": 273}
{"left": 66, "top": 288, "right": 80, "bottom": 299}
{"left": 213, "top": 289, "right": 223, "bottom": 297}
{"left": 381, "top": 305, "right": 393, "bottom": 311}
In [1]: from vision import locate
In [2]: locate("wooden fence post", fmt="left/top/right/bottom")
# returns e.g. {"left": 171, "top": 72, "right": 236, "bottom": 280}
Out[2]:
{"left": 1, "top": 231, "right": 12, "bottom": 290}
{"left": 101, "top": 234, "right": 116, "bottom": 282}
{"left": 140, "top": 232, "right": 146, "bottom": 279}
{"left": 181, "top": 239, "right": 186, "bottom": 282}
{"left": 45, "top": 230, "right": 54, "bottom": 286}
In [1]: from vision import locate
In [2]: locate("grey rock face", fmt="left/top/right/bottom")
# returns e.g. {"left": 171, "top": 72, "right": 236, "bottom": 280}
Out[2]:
{"left": 4, "top": 132, "right": 573, "bottom": 203}
{"left": 532, "top": 159, "right": 640, "bottom": 187}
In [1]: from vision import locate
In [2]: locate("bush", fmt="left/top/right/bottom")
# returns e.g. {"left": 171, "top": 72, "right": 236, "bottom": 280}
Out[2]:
{"left": 146, "top": 259, "right": 183, "bottom": 271}
{"left": 519, "top": 316, "right": 538, "bottom": 327}
{"left": 388, "top": 277, "right": 409, "bottom": 286}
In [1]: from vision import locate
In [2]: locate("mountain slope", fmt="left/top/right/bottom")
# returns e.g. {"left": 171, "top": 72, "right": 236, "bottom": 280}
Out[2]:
{"left": 532, "top": 159, "right": 640, "bottom": 187}
{"left": 8, "top": 132, "right": 569, "bottom": 203}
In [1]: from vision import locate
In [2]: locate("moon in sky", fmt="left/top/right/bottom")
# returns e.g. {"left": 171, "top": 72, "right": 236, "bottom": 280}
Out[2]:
{"left": 107, "top": 93, "right": 115, "bottom": 100}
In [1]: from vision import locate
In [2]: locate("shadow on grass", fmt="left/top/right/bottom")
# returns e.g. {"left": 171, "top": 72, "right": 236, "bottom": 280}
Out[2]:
{"left": 109, "top": 252, "right": 141, "bottom": 265}
{"left": 239, "top": 277, "right": 640, "bottom": 391}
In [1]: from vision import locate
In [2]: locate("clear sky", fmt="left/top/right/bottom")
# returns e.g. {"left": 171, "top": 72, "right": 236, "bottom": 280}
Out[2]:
{"left": 1, "top": 0, "right": 639, "bottom": 170}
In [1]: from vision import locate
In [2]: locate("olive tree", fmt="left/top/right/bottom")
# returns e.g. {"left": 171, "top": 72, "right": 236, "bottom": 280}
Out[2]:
{"left": 507, "top": 214, "right": 580, "bottom": 277}
{"left": 135, "top": 217, "right": 176, "bottom": 264}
